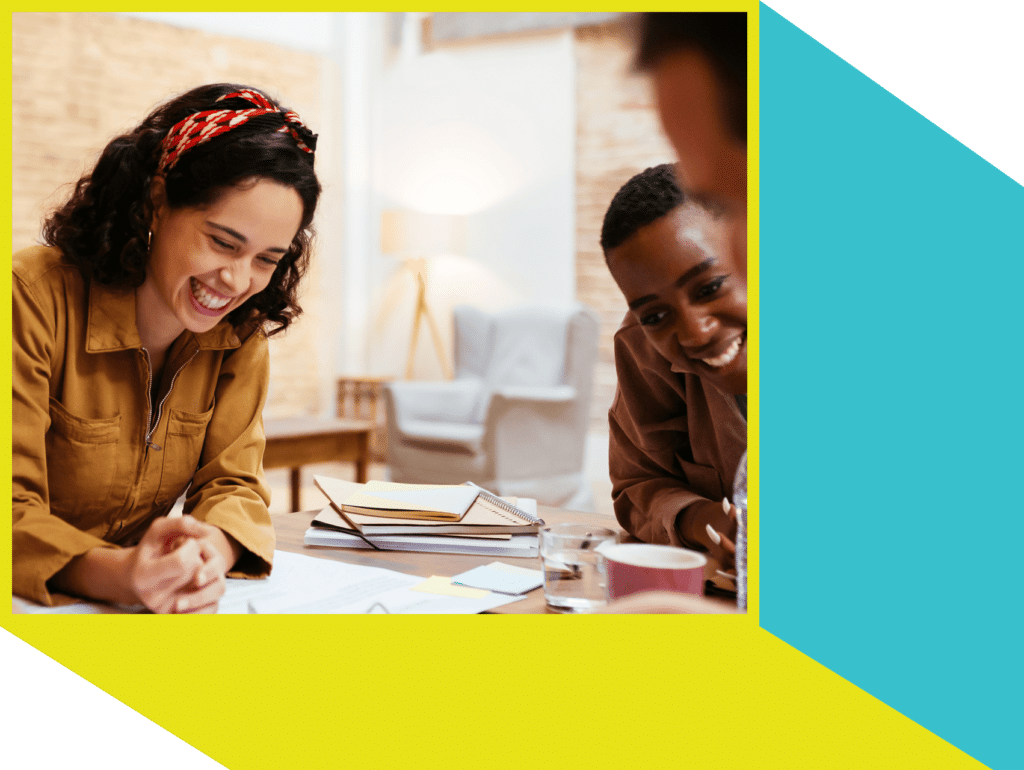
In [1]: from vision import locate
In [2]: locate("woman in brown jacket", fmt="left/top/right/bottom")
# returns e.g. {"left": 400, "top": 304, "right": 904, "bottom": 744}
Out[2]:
{"left": 602, "top": 164, "right": 746, "bottom": 571}
{"left": 13, "top": 84, "right": 321, "bottom": 612}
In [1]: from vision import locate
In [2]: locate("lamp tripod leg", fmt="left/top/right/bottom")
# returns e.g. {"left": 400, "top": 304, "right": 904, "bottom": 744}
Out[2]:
{"left": 405, "top": 288, "right": 425, "bottom": 380}
{"left": 405, "top": 269, "right": 453, "bottom": 380}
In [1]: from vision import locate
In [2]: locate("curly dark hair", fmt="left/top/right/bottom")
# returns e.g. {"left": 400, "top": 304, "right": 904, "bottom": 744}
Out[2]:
{"left": 635, "top": 12, "right": 747, "bottom": 144}
{"left": 600, "top": 164, "right": 690, "bottom": 257}
{"left": 42, "top": 83, "right": 321, "bottom": 336}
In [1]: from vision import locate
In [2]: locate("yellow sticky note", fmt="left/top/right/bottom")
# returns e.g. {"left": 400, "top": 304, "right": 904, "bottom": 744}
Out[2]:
{"left": 410, "top": 575, "right": 490, "bottom": 599}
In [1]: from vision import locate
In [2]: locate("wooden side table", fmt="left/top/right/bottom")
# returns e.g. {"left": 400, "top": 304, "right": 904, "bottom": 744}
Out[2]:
{"left": 263, "top": 417, "right": 374, "bottom": 512}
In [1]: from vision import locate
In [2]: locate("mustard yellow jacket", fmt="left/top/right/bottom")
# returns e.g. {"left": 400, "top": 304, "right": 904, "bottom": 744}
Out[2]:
{"left": 13, "top": 246, "right": 275, "bottom": 604}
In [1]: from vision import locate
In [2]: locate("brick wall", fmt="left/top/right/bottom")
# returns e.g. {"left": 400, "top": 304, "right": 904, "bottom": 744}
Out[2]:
{"left": 12, "top": 12, "right": 335, "bottom": 417}
{"left": 574, "top": 23, "right": 676, "bottom": 430}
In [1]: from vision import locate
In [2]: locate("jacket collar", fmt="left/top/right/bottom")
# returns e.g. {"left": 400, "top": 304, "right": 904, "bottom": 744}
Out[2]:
{"left": 85, "top": 281, "right": 242, "bottom": 353}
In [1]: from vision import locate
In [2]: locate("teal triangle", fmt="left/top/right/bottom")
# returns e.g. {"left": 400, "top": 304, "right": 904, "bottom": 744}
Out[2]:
{"left": 760, "top": 5, "right": 1023, "bottom": 769}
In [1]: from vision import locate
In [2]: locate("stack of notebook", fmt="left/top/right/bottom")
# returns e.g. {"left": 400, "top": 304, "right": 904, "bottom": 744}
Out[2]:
{"left": 306, "top": 476, "right": 543, "bottom": 558}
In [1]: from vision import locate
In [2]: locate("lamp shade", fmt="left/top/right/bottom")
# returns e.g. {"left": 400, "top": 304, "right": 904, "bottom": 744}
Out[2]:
{"left": 381, "top": 209, "right": 466, "bottom": 256}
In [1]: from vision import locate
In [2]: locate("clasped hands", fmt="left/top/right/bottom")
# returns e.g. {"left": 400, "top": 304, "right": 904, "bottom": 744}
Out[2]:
{"left": 126, "top": 515, "right": 238, "bottom": 614}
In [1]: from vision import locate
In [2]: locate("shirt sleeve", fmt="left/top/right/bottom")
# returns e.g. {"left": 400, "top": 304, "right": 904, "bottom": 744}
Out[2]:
{"left": 12, "top": 271, "right": 118, "bottom": 605}
{"left": 607, "top": 324, "right": 711, "bottom": 547}
{"left": 183, "top": 330, "right": 275, "bottom": 577}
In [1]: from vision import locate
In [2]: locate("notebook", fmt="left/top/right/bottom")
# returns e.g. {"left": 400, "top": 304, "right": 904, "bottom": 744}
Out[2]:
{"left": 303, "top": 527, "right": 540, "bottom": 558}
{"left": 327, "top": 478, "right": 480, "bottom": 521}
{"left": 312, "top": 476, "right": 544, "bottom": 535}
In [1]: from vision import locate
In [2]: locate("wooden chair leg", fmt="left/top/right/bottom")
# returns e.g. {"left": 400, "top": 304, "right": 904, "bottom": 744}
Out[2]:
{"left": 290, "top": 467, "right": 301, "bottom": 512}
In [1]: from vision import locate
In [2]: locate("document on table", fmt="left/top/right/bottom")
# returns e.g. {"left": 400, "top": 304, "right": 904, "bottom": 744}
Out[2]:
{"left": 220, "top": 550, "right": 523, "bottom": 614}
{"left": 13, "top": 596, "right": 144, "bottom": 614}
{"left": 13, "top": 551, "right": 521, "bottom": 614}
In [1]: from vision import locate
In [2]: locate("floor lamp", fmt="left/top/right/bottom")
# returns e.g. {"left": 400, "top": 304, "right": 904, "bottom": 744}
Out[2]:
{"left": 380, "top": 210, "right": 465, "bottom": 380}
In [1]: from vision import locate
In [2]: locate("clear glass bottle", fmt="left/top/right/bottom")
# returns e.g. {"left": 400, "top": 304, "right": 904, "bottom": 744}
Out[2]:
{"left": 733, "top": 451, "right": 747, "bottom": 611}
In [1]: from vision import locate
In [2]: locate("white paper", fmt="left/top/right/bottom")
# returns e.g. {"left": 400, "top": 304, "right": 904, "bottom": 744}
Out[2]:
{"left": 13, "top": 550, "right": 522, "bottom": 615}
{"left": 13, "top": 596, "right": 144, "bottom": 614}
{"left": 236, "top": 550, "right": 522, "bottom": 614}
{"left": 450, "top": 562, "right": 544, "bottom": 595}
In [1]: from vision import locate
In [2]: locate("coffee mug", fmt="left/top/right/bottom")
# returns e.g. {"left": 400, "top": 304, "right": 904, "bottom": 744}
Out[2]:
{"left": 599, "top": 543, "right": 707, "bottom": 599}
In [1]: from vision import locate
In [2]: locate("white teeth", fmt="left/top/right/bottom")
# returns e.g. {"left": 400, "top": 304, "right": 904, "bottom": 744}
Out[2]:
{"left": 700, "top": 336, "right": 744, "bottom": 368}
{"left": 190, "top": 278, "right": 231, "bottom": 310}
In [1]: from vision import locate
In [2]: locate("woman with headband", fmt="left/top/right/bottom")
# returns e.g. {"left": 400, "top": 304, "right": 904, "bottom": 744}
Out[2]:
{"left": 12, "top": 84, "right": 321, "bottom": 613}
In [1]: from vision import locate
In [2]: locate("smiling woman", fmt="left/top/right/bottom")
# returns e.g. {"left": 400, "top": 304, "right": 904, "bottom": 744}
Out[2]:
{"left": 12, "top": 84, "right": 321, "bottom": 612}
{"left": 601, "top": 164, "right": 746, "bottom": 568}
{"left": 139, "top": 177, "right": 304, "bottom": 376}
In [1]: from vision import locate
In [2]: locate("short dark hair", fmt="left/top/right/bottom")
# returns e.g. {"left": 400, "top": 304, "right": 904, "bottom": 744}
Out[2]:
{"left": 601, "top": 164, "right": 687, "bottom": 255}
{"left": 635, "top": 12, "right": 747, "bottom": 143}
{"left": 42, "top": 83, "right": 321, "bottom": 336}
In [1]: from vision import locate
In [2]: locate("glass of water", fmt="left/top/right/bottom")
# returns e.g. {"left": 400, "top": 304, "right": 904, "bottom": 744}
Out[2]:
{"left": 539, "top": 523, "right": 618, "bottom": 613}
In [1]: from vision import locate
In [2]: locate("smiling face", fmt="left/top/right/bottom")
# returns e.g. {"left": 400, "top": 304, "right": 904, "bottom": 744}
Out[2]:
{"left": 653, "top": 49, "right": 747, "bottom": 275}
{"left": 607, "top": 204, "right": 747, "bottom": 395}
{"left": 138, "top": 177, "right": 304, "bottom": 345}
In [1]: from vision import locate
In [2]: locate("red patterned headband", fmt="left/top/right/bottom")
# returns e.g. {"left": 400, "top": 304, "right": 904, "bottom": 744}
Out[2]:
{"left": 157, "top": 89, "right": 316, "bottom": 174}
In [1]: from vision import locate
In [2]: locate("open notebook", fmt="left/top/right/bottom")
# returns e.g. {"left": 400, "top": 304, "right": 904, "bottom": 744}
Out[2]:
{"left": 309, "top": 476, "right": 541, "bottom": 557}
{"left": 312, "top": 476, "right": 543, "bottom": 535}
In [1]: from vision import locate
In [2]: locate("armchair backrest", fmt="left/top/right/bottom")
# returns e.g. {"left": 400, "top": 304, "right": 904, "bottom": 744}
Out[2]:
{"left": 487, "top": 307, "right": 573, "bottom": 390}
{"left": 451, "top": 303, "right": 599, "bottom": 423}
{"left": 452, "top": 305, "right": 494, "bottom": 381}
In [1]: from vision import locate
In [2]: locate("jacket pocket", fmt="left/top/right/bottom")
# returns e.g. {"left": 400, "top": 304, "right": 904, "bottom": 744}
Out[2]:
{"left": 155, "top": 406, "right": 215, "bottom": 506}
{"left": 46, "top": 398, "right": 121, "bottom": 519}
{"left": 675, "top": 455, "right": 725, "bottom": 503}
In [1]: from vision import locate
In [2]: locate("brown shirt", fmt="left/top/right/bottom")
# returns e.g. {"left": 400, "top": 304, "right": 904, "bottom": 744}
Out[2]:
{"left": 608, "top": 313, "right": 746, "bottom": 547}
{"left": 13, "top": 246, "right": 275, "bottom": 605}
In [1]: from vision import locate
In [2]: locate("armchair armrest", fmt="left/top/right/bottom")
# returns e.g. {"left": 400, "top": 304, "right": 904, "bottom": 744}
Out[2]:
{"left": 493, "top": 384, "right": 576, "bottom": 403}
{"left": 483, "top": 385, "right": 586, "bottom": 480}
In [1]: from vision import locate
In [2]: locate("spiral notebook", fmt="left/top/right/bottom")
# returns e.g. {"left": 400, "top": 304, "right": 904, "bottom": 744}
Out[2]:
{"left": 312, "top": 476, "right": 544, "bottom": 536}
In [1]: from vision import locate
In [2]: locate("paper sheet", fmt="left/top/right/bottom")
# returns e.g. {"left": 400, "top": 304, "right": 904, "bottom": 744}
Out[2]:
{"left": 236, "top": 551, "right": 521, "bottom": 614}
{"left": 450, "top": 562, "right": 544, "bottom": 595}
{"left": 14, "top": 550, "right": 524, "bottom": 615}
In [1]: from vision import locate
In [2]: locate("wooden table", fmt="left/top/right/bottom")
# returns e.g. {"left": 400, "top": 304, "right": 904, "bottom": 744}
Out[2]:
{"left": 272, "top": 507, "right": 735, "bottom": 614}
{"left": 263, "top": 417, "right": 374, "bottom": 512}
{"left": 14, "top": 508, "right": 735, "bottom": 614}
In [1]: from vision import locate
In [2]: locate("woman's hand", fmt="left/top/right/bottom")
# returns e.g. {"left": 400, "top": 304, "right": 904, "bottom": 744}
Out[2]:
{"left": 127, "top": 516, "right": 238, "bottom": 614}
{"left": 50, "top": 515, "right": 242, "bottom": 612}
{"left": 678, "top": 497, "right": 738, "bottom": 571}
{"left": 706, "top": 497, "right": 741, "bottom": 572}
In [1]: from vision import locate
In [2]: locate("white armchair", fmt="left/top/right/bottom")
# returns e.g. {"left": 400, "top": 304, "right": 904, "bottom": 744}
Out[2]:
{"left": 383, "top": 303, "right": 600, "bottom": 509}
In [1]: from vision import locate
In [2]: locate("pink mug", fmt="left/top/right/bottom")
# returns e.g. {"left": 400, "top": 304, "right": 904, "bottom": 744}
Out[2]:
{"left": 599, "top": 543, "right": 707, "bottom": 599}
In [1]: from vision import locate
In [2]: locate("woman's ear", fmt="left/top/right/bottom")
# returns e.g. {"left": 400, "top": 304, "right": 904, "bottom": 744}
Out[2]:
{"left": 149, "top": 175, "right": 168, "bottom": 233}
